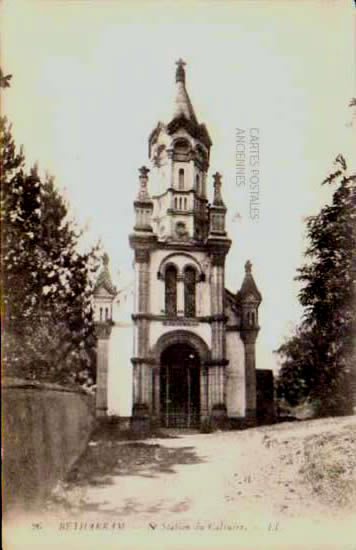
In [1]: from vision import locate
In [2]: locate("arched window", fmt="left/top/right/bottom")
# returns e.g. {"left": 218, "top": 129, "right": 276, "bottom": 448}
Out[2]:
{"left": 184, "top": 197, "right": 187, "bottom": 210}
{"left": 196, "top": 174, "right": 200, "bottom": 194}
{"left": 179, "top": 197, "right": 183, "bottom": 210}
{"left": 174, "top": 197, "right": 178, "bottom": 209}
{"left": 165, "top": 265, "right": 177, "bottom": 315}
{"left": 105, "top": 307, "right": 109, "bottom": 320}
{"left": 179, "top": 168, "right": 184, "bottom": 190}
{"left": 184, "top": 266, "right": 196, "bottom": 317}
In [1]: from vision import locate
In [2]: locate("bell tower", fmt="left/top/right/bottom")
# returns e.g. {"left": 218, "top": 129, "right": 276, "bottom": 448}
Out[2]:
{"left": 148, "top": 59, "right": 212, "bottom": 244}
{"left": 129, "top": 60, "right": 234, "bottom": 428}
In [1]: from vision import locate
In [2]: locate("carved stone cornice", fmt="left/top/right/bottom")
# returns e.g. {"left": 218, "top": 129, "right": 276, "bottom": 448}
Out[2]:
{"left": 131, "top": 357, "right": 157, "bottom": 366}
{"left": 135, "top": 249, "right": 150, "bottom": 263}
{"left": 240, "top": 327, "right": 260, "bottom": 344}
{"left": 209, "top": 314, "right": 228, "bottom": 323}
{"left": 210, "top": 251, "right": 227, "bottom": 267}
{"left": 134, "top": 199, "right": 153, "bottom": 208}
{"left": 129, "top": 232, "right": 157, "bottom": 249}
{"left": 226, "top": 324, "right": 241, "bottom": 332}
{"left": 204, "top": 359, "right": 229, "bottom": 367}
{"left": 133, "top": 225, "right": 153, "bottom": 234}
{"left": 95, "top": 322, "right": 113, "bottom": 340}
{"left": 207, "top": 239, "right": 231, "bottom": 265}
{"left": 129, "top": 233, "right": 157, "bottom": 262}
{"left": 131, "top": 313, "right": 228, "bottom": 324}
{"left": 156, "top": 240, "right": 208, "bottom": 253}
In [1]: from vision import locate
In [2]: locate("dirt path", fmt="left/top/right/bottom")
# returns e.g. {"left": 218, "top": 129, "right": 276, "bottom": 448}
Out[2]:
{"left": 44, "top": 417, "right": 356, "bottom": 527}
{"left": 5, "top": 417, "right": 356, "bottom": 549}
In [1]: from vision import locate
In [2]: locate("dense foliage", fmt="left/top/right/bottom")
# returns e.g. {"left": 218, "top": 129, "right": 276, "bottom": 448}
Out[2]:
{"left": 1, "top": 73, "right": 100, "bottom": 387}
{"left": 277, "top": 155, "right": 356, "bottom": 416}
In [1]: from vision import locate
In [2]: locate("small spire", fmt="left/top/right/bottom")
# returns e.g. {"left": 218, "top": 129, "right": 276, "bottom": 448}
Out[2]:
{"left": 137, "top": 166, "right": 150, "bottom": 200}
{"left": 94, "top": 252, "right": 117, "bottom": 296}
{"left": 171, "top": 59, "right": 198, "bottom": 124}
{"left": 236, "top": 259, "right": 262, "bottom": 304}
{"left": 175, "top": 58, "right": 186, "bottom": 83}
{"left": 213, "top": 172, "right": 225, "bottom": 206}
{"left": 103, "top": 252, "right": 109, "bottom": 267}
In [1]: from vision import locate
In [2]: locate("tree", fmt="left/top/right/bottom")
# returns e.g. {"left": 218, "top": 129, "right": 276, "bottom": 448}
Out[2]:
{"left": 1, "top": 74, "right": 100, "bottom": 386}
{"left": 277, "top": 155, "right": 356, "bottom": 416}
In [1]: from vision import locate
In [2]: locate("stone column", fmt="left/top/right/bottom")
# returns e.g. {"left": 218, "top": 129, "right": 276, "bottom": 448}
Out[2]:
{"left": 208, "top": 252, "right": 228, "bottom": 425}
{"left": 132, "top": 249, "right": 151, "bottom": 417}
{"left": 210, "top": 258, "right": 225, "bottom": 359}
{"left": 240, "top": 329, "right": 258, "bottom": 425}
{"left": 95, "top": 322, "right": 113, "bottom": 418}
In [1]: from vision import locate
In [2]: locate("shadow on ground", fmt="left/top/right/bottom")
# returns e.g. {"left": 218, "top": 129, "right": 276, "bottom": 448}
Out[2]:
{"left": 44, "top": 438, "right": 205, "bottom": 516}
{"left": 66, "top": 440, "right": 204, "bottom": 486}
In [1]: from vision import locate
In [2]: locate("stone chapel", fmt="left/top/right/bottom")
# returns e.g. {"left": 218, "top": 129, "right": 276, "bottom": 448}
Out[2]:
{"left": 94, "top": 60, "right": 271, "bottom": 429}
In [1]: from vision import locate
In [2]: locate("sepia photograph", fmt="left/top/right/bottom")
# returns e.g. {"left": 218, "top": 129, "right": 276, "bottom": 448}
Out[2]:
{"left": 2, "top": 1, "right": 356, "bottom": 549}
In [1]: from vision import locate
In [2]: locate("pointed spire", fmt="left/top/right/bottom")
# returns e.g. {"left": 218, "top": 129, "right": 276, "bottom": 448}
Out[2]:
{"left": 136, "top": 166, "right": 151, "bottom": 201}
{"left": 236, "top": 260, "right": 262, "bottom": 303}
{"left": 212, "top": 172, "right": 225, "bottom": 207}
{"left": 103, "top": 252, "right": 109, "bottom": 267}
{"left": 172, "top": 59, "right": 198, "bottom": 123}
{"left": 94, "top": 253, "right": 117, "bottom": 296}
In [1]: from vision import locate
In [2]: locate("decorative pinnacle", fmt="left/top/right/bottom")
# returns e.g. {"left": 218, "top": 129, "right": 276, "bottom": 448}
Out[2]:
{"left": 175, "top": 58, "right": 186, "bottom": 83}
{"left": 139, "top": 166, "right": 150, "bottom": 178}
{"left": 212, "top": 172, "right": 225, "bottom": 206}
{"left": 137, "top": 166, "right": 150, "bottom": 200}
{"left": 245, "top": 260, "right": 252, "bottom": 273}
{"left": 103, "top": 252, "right": 109, "bottom": 267}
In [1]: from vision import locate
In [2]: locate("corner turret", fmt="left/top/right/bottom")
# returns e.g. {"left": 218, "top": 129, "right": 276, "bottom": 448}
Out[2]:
{"left": 94, "top": 253, "right": 117, "bottom": 323}
{"left": 133, "top": 166, "right": 153, "bottom": 232}
{"left": 236, "top": 260, "right": 262, "bottom": 331}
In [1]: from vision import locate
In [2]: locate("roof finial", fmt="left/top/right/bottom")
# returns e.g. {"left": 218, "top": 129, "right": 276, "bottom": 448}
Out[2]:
{"left": 94, "top": 252, "right": 117, "bottom": 296}
{"left": 137, "top": 166, "right": 150, "bottom": 200}
{"left": 175, "top": 58, "right": 186, "bottom": 83}
{"left": 245, "top": 260, "right": 252, "bottom": 274}
{"left": 213, "top": 172, "right": 225, "bottom": 206}
{"left": 103, "top": 252, "right": 109, "bottom": 267}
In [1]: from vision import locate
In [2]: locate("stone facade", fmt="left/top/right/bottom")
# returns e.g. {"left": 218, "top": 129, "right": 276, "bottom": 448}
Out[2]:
{"left": 94, "top": 61, "right": 269, "bottom": 428}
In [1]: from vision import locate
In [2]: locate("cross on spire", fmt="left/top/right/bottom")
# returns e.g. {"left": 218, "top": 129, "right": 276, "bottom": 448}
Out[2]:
{"left": 175, "top": 58, "right": 186, "bottom": 83}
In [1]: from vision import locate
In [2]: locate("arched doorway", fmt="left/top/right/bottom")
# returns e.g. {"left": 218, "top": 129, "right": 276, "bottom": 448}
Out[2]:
{"left": 160, "top": 343, "right": 200, "bottom": 428}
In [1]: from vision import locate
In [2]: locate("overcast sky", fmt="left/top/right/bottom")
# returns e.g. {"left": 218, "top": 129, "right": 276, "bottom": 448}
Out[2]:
{"left": 2, "top": 0, "right": 355, "bottom": 372}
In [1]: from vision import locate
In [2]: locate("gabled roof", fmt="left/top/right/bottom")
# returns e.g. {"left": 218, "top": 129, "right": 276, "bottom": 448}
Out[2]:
{"left": 94, "top": 253, "right": 117, "bottom": 297}
{"left": 236, "top": 260, "right": 262, "bottom": 304}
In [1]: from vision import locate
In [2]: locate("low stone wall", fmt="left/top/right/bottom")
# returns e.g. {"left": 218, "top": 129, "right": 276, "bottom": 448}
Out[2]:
{"left": 3, "top": 377, "right": 95, "bottom": 515}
